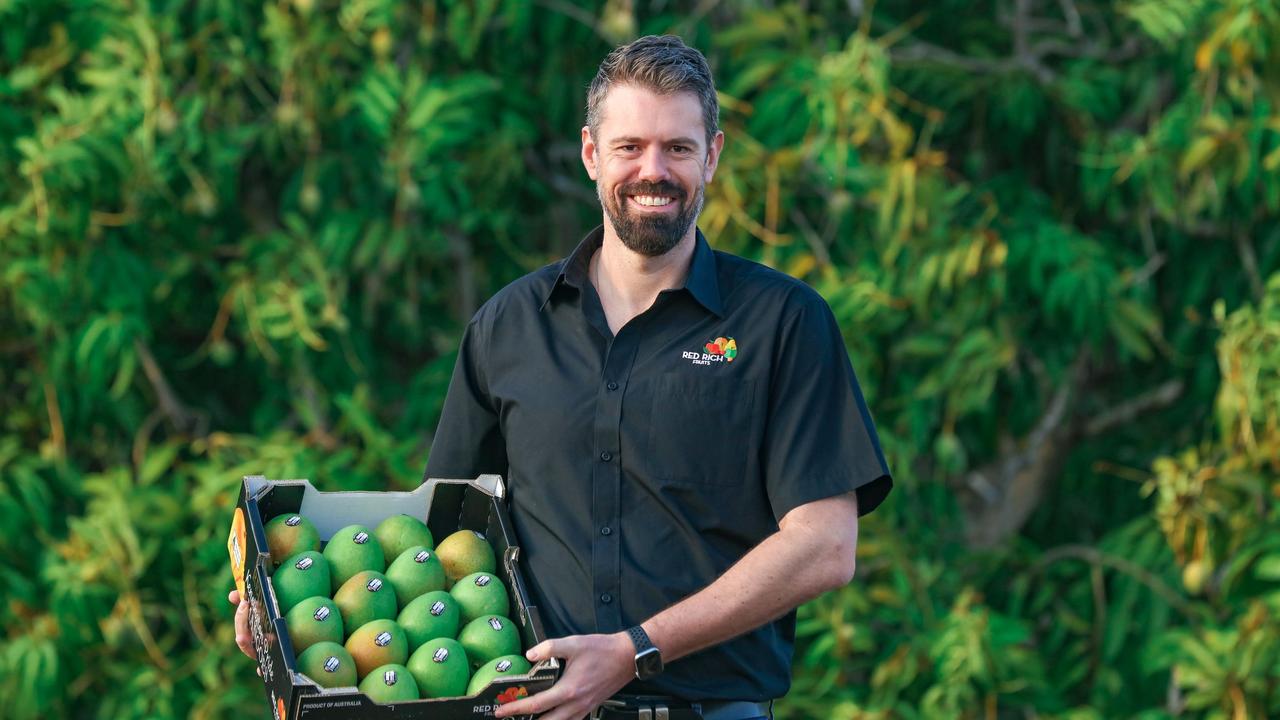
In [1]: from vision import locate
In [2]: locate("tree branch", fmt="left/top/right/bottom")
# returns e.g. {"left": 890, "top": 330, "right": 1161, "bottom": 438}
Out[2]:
{"left": 133, "top": 338, "right": 198, "bottom": 434}
{"left": 1032, "top": 544, "right": 1199, "bottom": 619}
{"left": 1235, "top": 230, "right": 1265, "bottom": 303}
{"left": 522, "top": 147, "right": 598, "bottom": 207}
{"left": 892, "top": 0, "right": 1141, "bottom": 85}
{"left": 788, "top": 207, "right": 832, "bottom": 269}
{"left": 1083, "top": 379, "right": 1184, "bottom": 437}
{"left": 959, "top": 348, "right": 1090, "bottom": 548}
{"left": 532, "top": 0, "right": 611, "bottom": 42}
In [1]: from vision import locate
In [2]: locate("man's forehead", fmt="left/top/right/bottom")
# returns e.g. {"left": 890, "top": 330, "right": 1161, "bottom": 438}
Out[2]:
{"left": 596, "top": 85, "right": 706, "bottom": 144}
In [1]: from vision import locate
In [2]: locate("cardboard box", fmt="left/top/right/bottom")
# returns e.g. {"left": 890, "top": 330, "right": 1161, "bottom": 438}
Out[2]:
{"left": 227, "top": 474, "right": 560, "bottom": 719}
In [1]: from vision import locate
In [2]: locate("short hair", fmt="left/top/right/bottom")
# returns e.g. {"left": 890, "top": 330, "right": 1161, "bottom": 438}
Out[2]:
{"left": 586, "top": 34, "right": 719, "bottom": 149}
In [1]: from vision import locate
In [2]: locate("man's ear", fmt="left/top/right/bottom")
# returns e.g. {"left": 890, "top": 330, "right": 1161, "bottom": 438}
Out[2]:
{"left": 703, "top": 131, "right": 725, "bottom": 183}
{"left": 581, "top": 126, "right": 599, "bottom": 181}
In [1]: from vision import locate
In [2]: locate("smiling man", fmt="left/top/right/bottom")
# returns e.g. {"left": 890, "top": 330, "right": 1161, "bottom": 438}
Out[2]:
{"left": 232, "top": 33, "right": 892, "bottom": 720}
{"left": 425, "top": 35, "right": 893, "bottom": 720}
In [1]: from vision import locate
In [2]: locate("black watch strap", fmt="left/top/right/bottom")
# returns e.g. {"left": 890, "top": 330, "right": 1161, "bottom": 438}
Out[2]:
{"left": 626, "top": 625, "right": 653, "bottom": 653}
{"left": 626, "top": 625, "right": 663, "bottom": 680}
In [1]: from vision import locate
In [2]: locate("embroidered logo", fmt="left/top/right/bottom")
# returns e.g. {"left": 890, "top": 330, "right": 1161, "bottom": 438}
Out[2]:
{"left": 683, "top": 336, "right": 737, "bottom": 366}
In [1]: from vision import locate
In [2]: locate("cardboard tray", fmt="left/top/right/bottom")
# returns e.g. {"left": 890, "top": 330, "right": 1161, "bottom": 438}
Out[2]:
{"left": 227, "top": 474, "right": 560, "bottom": 719}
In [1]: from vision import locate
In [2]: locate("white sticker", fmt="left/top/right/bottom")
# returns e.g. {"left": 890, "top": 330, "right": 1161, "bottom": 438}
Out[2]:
{"left": 433, "top": 648, "right": 449, "bottom": 663}
{"left": 375, "top": 632, "right": 392, "bottom": 647}
{"left": 475, "top": 575, "right": 491, "bottom": 587}
{"left": 415, "top": 551, "right": 431, "bottom": 563}
{"left": 496, "top": 660, "right": 512, "bottom": 672}
{"left": 324, "top": 656, "right": 340, "bottom": 673}
{"left": 430, "top": 601, "right": 446, "bottom": 616}
{"left": 285, "top": 516, "right": 302, "bottom": 527}
{"left": 367, "top": 578, "right": 383, "bottom": 592}
{"left": 295, "top": 557, "right": 313, "bottom": 571}
{"left": 488, "top": 617, "right": 503, "bottom": 631}
{"left": 313, "top": 606, "right": 330, "bottom": 622}
{"left": 384, "top": 669, "right": 397, "bottom": 686}
{"left": 354, "top": 531, "right": 369, "bottom": 544}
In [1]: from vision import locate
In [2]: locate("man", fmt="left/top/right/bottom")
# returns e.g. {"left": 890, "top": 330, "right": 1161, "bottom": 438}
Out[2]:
{"left": 233, "top": 35, "right": 891, "bottom": 720}
{"left": 427, "top": 35, "right": 891, "bottom": 720}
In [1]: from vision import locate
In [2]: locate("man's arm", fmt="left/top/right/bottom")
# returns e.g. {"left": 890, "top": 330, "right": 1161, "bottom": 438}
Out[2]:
{"left": 493, "top": 491, "right": 860, "bottom": 720}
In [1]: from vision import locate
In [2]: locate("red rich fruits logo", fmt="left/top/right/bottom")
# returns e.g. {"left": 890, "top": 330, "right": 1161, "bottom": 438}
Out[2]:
{"left": 703, "top": 337, "right": 738, "bottom": 362}
{"left": 495, "top": 686, "right": 529, "bottom": 705}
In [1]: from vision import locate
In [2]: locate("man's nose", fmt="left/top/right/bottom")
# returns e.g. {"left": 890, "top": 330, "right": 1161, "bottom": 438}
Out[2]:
{"left": 636, "top": 146, "right": 670, "bottom": 182}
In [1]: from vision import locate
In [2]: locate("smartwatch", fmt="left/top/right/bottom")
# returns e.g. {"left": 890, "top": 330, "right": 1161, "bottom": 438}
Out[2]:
{"left": 626, "top": 625, "right": 664, "bottom": 680}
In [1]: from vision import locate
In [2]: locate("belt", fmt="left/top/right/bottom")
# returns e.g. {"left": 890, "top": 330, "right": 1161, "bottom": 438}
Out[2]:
{"left": 592, "top": 695, "right": 771, "bottom": 720}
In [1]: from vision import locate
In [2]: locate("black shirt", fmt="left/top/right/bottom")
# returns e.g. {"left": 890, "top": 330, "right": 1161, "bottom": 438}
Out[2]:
{"left": 425, "top": 226, "right": 892, "bottom": 701}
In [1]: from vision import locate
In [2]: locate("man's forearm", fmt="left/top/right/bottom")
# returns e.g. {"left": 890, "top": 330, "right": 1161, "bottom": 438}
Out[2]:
{"left": 640, "top": 492, "right": 859, "bottom": 663}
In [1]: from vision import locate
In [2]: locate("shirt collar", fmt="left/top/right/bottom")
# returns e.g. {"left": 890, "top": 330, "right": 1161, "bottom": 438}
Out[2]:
{"left": 539, "top": 226, "right": 724, "bottom": 317}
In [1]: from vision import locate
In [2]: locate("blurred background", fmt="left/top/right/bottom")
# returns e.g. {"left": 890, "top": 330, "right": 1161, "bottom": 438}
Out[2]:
{"left": 3, "top": 0, "right": 1279, "bottom": 717}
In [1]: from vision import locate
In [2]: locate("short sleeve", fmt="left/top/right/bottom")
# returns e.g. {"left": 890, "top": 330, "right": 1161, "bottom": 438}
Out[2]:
{"left": 424, "top": 316, "right": 508, "bottom": 480}
{"left": 762, "top": 296, "right": 892, "bottom": 521}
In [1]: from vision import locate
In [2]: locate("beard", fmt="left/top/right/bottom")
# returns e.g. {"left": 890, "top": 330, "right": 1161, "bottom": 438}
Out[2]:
{"left": 598, "top": 178, "right": 704, "bottom": 257}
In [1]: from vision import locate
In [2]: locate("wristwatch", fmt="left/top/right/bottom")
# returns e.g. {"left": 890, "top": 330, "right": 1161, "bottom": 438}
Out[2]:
{"left": 626, "top": 625, "right": 664, "bottom": 680}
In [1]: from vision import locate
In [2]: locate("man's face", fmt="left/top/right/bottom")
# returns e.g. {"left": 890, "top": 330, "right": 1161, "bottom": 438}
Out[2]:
{"left": 582, "top": 85, "right": 724, "bottom": 257}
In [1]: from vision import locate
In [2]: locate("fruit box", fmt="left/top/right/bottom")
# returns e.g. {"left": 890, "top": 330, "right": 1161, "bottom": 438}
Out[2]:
{"left": 227, "top": 474, "right": 560, "bottom": 720}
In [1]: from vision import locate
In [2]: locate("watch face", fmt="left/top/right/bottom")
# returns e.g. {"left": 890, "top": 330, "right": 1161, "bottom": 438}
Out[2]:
{"left": 635, "top": 647, "right": 663, "bottom": 679}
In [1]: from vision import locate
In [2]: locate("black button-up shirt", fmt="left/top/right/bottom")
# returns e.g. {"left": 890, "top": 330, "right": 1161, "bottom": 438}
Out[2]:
{"left": 425, "top": 226, "right": 891, "bottom": 701}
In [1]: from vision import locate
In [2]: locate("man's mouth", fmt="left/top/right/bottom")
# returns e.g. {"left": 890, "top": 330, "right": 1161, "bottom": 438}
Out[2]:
{"left": 629, "top": 194, "right": 675, "bottom": 208}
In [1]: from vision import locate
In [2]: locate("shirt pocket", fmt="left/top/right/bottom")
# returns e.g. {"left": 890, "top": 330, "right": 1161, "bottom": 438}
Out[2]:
{"left": 642, "top": 374, "right": 757, "bottom": 486}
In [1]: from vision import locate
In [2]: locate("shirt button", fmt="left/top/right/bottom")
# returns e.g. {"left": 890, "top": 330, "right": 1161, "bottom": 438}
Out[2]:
{"left": 600, "top": 451, "right": 612, "bottom": 462}
{"left": 600, "top": 526, "right": 612, "bottom": 536}
{"left": 600, "top": 593, "right": 613, "bottom": 604}
{"left": 607, "top": 381, "right": 618, "bottom": 391}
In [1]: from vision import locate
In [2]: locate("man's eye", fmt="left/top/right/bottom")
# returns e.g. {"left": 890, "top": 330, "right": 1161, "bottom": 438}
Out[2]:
{"left": 671, "top": 146, "right": 690, "bottom": 154}
{"left": 620, "top": 145, "right": 639, "bottom": 152}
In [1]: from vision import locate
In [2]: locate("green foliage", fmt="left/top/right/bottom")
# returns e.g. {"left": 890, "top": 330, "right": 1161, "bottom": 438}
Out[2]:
{"left": 2, "top": 0, "right": 1279, "bottom": 718}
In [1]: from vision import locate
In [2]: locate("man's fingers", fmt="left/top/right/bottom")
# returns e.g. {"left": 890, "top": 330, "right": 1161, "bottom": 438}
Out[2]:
{"left": 527, "top": 636, "right": 579, "bottom": 663}
{"left": 236, "top": 631, "right": 255, "bottom": 658}
{"left": 233, "top": 590, "right": 255, "bottom": 659}
{"left": 525, "top": 639, "right": 553, "bottom": 662}
{"left": 529, "top": 705, "right": 591, "bottom": 720}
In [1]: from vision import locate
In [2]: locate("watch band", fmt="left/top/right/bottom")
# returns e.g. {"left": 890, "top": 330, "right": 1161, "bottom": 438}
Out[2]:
{"left": 626, "top": 625, "right": 663, "bottom": 680}
{"left": 626, "top": 625, "right": 654, "bottom": 653}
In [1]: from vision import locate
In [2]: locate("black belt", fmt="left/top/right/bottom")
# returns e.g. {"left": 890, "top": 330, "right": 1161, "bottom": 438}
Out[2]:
{"left": 592, "top": 694, "right": 770, "bottom": 720}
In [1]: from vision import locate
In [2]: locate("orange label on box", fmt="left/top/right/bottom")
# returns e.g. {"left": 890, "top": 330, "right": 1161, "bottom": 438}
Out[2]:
{"left": 228, "top": 508, "right": 247, "bottom": 598}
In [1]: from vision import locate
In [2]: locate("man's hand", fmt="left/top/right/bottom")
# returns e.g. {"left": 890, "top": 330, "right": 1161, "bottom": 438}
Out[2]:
{"left": 228, "top": 589, "right": 256, "bottom": 660}
{"left": 493, "top": 632, "right": 635, "bottom": 720}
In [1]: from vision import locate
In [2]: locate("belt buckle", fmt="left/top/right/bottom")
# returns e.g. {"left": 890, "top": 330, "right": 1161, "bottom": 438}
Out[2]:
{"left": 592, "top": 699, "right": 629, "bottom": 720}
{"left": 637, "top": 705, "right": 668, "bottom": 720}
{"left": 591, "top": 700, "right": 670, "bottom": 720}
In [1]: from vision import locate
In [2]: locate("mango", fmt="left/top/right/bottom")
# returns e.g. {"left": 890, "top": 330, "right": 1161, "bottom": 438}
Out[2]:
{"left": 374, "top": 514, "right": 434, "bottom": 565}
{"left": 272, "top": 551, "right": 329, "bottom": 615}
{"left": 385, "top": 546, "right": 447, "bottom": 609}
{"left": 323, "top": 524, "right": 385, "bottom": 592}
{"left": 333, "top": 570, "right": 398, "bottom": 634}
{"left": 345, "top": 618, "right": 409, "bottom": 681}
